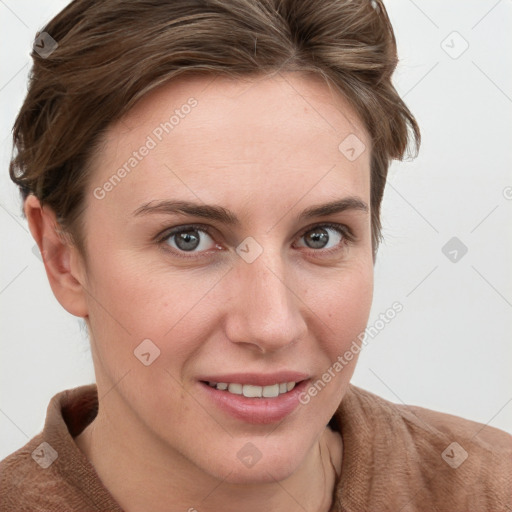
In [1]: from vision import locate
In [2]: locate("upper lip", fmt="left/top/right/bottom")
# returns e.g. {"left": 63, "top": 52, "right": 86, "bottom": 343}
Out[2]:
{"left": 198, "top": 372, "right": 309, "bottom": 387}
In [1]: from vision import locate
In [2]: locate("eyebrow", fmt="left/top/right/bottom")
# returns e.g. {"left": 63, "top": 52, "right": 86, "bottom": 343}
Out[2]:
{"left": 132, "top": 197, "right": 369, "bottom": 225}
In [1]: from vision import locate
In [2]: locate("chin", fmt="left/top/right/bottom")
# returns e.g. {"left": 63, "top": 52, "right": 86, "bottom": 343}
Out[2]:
{"left": 215, "top": 461, "right": 298, "bottom": 486}
{"left": 195, "top": 437, "right": 308, "bottom": 485}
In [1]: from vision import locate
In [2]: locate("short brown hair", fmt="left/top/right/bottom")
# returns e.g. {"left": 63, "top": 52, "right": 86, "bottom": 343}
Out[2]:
{"left": 9, "top": 0, "right": 420, "bottom": 257}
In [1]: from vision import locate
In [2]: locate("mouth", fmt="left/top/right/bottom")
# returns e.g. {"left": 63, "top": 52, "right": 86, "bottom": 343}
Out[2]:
{"left": 202, "top": 380, "right": 299, "bottom": 398}
{"left": 197, "top": 374, "right": 309, "bottom": 424}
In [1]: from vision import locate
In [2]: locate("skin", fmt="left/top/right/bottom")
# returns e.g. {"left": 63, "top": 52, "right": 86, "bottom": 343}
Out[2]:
{"left": 26, "top": 71, "right": 374, "bottom": 512}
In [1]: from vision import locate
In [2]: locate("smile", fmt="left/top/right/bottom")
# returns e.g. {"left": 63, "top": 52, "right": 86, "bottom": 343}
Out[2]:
{"left": 199, "top": 377, "right": 309, "bottom": 424}
{"left": 206, "top": 381, "right": 297, "bottom": 397}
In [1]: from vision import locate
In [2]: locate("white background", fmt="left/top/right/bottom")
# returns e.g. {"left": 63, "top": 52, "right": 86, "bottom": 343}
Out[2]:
{"left": 1, "top": 0, "right": 511, "bottom": 459}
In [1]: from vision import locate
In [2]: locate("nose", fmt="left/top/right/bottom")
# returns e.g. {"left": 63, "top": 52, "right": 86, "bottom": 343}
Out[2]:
{"left": 224, "top": 248, "right": 308, "bottom": 354}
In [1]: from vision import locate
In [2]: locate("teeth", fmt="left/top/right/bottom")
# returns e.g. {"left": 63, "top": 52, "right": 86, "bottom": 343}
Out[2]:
{"left": 209, "top": 381, "right": 298, "bottom": 398}
{"left": 228, "top": 383, "right": 243, "bottom": 394}
{"left": 262, "top": 383, "right": 279, "bottom": 398}
{"left": 243, "top": 384, "right": 262, "bottom": 398}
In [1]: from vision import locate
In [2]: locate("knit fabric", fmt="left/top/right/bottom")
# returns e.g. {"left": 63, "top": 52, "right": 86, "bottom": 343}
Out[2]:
{"left": 1, "top": 384, "right": 510, "bottom": 511}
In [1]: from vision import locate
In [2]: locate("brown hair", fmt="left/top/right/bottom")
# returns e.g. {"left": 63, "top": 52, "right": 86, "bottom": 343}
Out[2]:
{"left": 9, "top": 0, "right": 420, "bottom": 258}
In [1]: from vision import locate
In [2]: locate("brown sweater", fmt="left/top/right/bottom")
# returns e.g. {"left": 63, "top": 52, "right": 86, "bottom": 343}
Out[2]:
{"left": 1, "top": 383, "right": 510, "bottom": 511}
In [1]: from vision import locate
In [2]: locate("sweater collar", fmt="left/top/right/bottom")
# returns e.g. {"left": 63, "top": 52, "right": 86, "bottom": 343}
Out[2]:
{"left": 46, "top": 382, "right": 382, "bottom": 512}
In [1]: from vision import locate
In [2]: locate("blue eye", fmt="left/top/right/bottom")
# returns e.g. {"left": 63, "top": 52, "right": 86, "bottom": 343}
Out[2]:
{"left": 297, "top": 224, "right": 346, "bottom": 251}
{"left": 163, "top": 226, "right": 217, "bottom": 253}
{"left": 157, "top": 222, "right": 352, "bottom": 259}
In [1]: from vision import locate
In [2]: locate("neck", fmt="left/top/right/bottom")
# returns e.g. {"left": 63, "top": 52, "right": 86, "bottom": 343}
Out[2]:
{"left": 74, "top": 392, "right": 342, "bottom": 512}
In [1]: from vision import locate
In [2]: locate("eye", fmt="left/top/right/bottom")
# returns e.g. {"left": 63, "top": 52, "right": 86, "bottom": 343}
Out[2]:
{"left": 156, "top": 222, "right": 352, "bottom": 259}
{"left": 295, "top": 223, "right": 350, "bottom": 252}
{"left": 160, "top": 225, "right": 218, "bottom": 255}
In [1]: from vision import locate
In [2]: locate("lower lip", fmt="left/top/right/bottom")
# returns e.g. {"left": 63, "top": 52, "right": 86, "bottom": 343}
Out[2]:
{"left": 199, "top": 380, "right": 309, "bottom": 424}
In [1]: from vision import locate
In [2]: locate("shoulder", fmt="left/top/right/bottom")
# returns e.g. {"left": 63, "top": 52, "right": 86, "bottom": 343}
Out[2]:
{"left": 347, "top": 383, "right": 512, "bottom": 457}
{"left": 334, "top": 385, "right": 512, "bottom": 511}
{"left": 0, "top": 433, "right": 69, "bottom": 511}
{"left": 0, "top": 384, "right": 120, "bottom": 512}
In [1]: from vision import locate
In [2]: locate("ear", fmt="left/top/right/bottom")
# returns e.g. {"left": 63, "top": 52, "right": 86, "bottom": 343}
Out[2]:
{"left": 24, "top": 195, "right": 88, "bottom": 318}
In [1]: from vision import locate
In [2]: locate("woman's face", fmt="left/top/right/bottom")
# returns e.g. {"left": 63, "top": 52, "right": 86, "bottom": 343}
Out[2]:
{"left": 78, "top": 72, "right": 373, "bottom": 483}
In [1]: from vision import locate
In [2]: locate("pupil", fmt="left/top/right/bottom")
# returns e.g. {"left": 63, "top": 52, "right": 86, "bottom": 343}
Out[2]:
{"left": 176, "top": 230, "right": 200, "bottom": 251}
{"left": 306, "top": 228, "right": 328, "bottom": 249}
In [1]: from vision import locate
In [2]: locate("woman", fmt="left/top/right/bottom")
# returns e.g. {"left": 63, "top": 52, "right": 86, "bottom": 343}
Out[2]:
{"left": 1, "top": 0, "right": 510, "bottom": 511}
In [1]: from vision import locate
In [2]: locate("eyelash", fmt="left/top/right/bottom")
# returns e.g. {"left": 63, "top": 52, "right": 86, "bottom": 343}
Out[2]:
{"left": 155, "top": 222, "right": 355, "bottom": 260}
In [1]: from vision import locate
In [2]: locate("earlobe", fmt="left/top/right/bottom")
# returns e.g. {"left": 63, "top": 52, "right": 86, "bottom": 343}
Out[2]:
{"left": 24, "top": 195, "right": 89, "bottom": 318}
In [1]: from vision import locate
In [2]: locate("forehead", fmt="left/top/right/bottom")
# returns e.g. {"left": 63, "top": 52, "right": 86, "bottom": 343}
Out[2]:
{"left": 88, "top": 72, "right": 371, "bottom": 215}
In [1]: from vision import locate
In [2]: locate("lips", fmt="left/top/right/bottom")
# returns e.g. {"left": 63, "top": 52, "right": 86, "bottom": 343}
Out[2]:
{"left": 206, "top": 381, "right": 297, "bottom": 398}
{"left": 198, "top": 371, "right": 309, "bottom": 387}
{"left": 197, "top": 372, "right": 310, "bottom": 424}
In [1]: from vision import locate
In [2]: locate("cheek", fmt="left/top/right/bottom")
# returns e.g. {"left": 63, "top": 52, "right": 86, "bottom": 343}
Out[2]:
{"left": 84, "top": 243, "right": 193, "bottom": 329}
{"left": 308, "top": 261, "right": 374, "bottom": 348}
{"left": 83, "top": 249, "right": 223, "bottom": 372}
